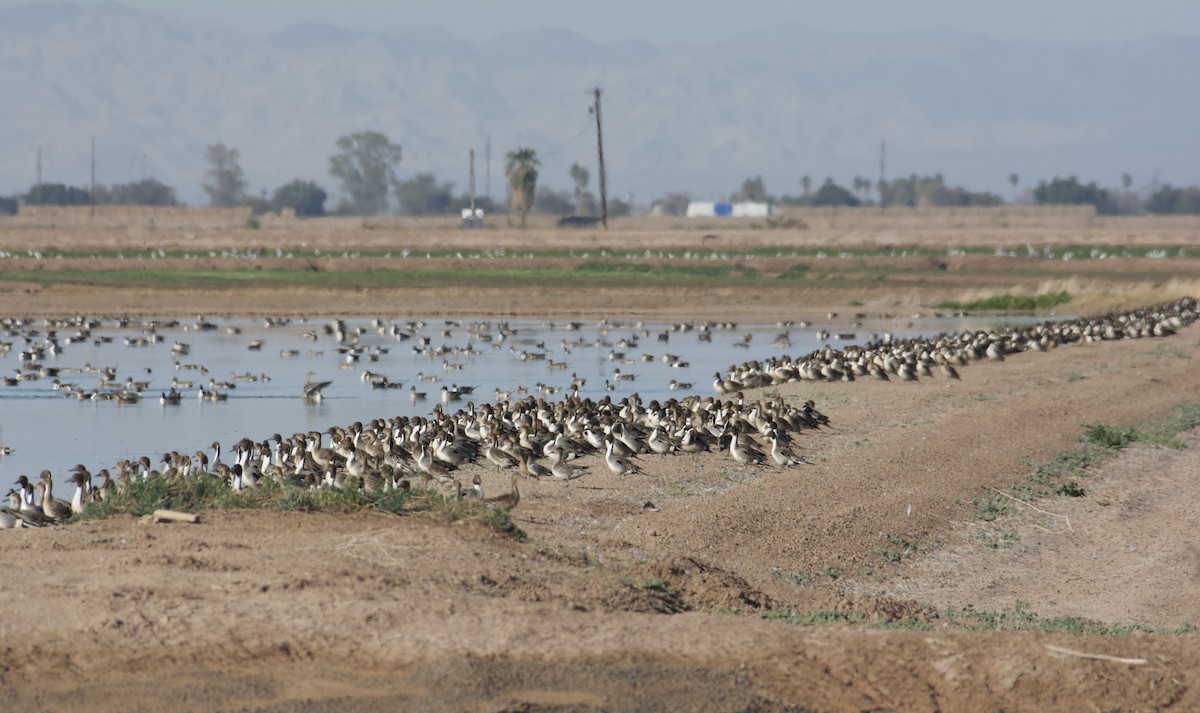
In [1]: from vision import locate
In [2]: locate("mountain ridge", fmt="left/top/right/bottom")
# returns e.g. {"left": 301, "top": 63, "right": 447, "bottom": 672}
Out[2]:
{"left": 2, "top": 2, "right": 1196, "bottom": 205}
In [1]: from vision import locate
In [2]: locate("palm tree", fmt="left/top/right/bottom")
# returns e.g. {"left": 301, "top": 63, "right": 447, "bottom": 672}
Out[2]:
{"left": 505, "top": 147, "right": 540, "bottom": 227}
{"left": 801, "top": 175, "right": 812, "bottom": 200}
{"left": 569, "top": 163, "right": 590, "bottom": 213}
{"left": 1008, "top": 173, "right": 1019, "bottom": 203}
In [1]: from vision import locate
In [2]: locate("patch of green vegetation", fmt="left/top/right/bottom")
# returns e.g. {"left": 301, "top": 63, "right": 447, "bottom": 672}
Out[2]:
{"left": 874, "top": 618, "right": 935, "bottom": 631}
{"left": 1084, "top": 423, "right": 1137, "bottom": 450}
{"left": 1025, "top": 447, "right": 1098, "bottom": 495}
{"left": 71, "top": 477, "right": 524, "bottom": 538}
{"left": 936, "top": 291, "right": 1071, "bottom": 313}
{"left": 8, "top": 243, "right": 1198, "bottom": 263}
{"left": 574, "top": 260, "right": 759, "bottom": 280}
{"left": 944, "top": 601, "right": 1196, "bottom": 636}
{"left": 761, "top": 609, "right": 865, "bottom": 626}
{"left": 761, "top": 600, "right": 1196, "bottom": 635}
{"left": 770, "top": 567, "right": 813, "bottom": 586}
{"left": 641, "top": 578, "right": 667, "bottom": 591}
{"left": 974, "top": 530, "right": 1020, "bottom": 549}
{"left": 71, "top": 473, "right": 258, "bottom": 521}
{"left": 870, "top": 533, "right": 917, "bottom": 562}
{"left": 481, "top": 507, "right": 526, "bottom": 539}
{"left": 1151, "top": 343, "right": 1192, "bottom": 360}
{"left": 275, "top": 482, "right": 412, "bottom": 514}
{"left": 1066, "top": 372, "right": 1086, "bottom": 383}
{"left": 1055, "top": 480, "right": 1086, "bottom": 497}
{"left": 869, "top": 547, "right": 902, "bottom": 563}
{"left": 983, "top": 404, "right": 1200, "bottom": 519}
{"left": 972, "top": 496, "right": 1009, "bottom": 522}
{"left": 775, "top": 263, "right": 810, "bottom": 280}
{"left": 1135, "top": 402, "right": 1200, "bottom": 449}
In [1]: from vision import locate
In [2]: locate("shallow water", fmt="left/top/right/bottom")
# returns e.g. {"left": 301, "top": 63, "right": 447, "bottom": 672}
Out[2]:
{"left": 0, "top": 313, "right": 1034, "bottom": 481}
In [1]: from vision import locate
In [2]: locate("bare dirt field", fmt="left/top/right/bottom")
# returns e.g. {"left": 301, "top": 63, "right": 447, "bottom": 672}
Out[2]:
{"left": 3, "top": 209, "right": 1200, "bottom": 712}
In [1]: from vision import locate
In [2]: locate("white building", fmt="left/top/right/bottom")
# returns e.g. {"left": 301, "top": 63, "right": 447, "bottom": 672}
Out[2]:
{"left": 685, "top": 201, "right": 772, "bottom": 218}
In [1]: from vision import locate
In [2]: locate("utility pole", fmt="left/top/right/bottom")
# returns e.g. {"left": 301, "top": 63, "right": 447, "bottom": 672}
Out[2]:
{"left": 592, "top": 87, "right": 608, "bottom": 228}
{"left": 463, "top": 147, "right": 481, "bottom": 228}
{"left": 878, "top": 135, "right": 887, "bottom": 210}
{"left": 468, "top": 148, "right": 476, "bottom": 213}
{"left": 484, "top": 136, "right": 491, "bottom": 200}
{"left": 90, "top": 135, "right": 96, "bottom": 219}
{"left": 35, "top": 147, "right": 42, "bottom": 188}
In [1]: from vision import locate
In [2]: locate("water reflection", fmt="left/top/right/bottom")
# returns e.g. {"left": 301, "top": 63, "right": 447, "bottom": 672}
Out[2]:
{"left": 0, "top": 314, "right": 1031, "bottom": 479}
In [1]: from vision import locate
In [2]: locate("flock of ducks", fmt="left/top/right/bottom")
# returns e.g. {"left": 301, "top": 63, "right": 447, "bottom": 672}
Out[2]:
{"left": 714, "top": 297, "right": 1199, "bottom": 391}
{"left": 2, "top": 297, "right": 1196, "bottom": 529}
{"left": 2, "top": 388, "right": 832, "bottom": 527}
{"left": 0, "top": 315, "right": 758, "bottom": 406}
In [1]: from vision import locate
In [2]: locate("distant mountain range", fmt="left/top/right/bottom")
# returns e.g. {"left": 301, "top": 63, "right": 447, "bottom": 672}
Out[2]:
{"left": 2, "top": 2, "right": 1197, "bottom": 206}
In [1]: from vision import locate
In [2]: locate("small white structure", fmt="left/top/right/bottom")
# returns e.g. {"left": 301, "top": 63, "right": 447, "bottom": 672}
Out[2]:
{"left": 685, "top": 201, "right": 772, "bottom": 218}
{"left": 731, "top": 202, "right": 772, "bottom": 218}
{"left": 461, "top": 207, "right": 484, "bottom": 229}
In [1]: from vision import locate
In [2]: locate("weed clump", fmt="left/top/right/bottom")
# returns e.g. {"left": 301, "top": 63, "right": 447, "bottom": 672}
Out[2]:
{"left": 70, "top": 475, "right": 523, "bottom": 539}
{"left": 937, "top": 291, "right": 1071, "bottom": 313}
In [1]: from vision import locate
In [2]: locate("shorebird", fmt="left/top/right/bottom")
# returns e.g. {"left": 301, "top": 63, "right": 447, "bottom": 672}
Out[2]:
{"left": 303, "top": 371, "right": 332, "bottom": 402}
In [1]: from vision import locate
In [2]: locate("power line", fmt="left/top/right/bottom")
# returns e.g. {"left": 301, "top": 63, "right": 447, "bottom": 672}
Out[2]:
{"left": 537, "top": 120, "right": 595, "bottom": 159}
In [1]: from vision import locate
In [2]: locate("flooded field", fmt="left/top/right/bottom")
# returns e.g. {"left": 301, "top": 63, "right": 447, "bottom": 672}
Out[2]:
{"left": 0, "top": 312, "right": 1017, "bottom": 480}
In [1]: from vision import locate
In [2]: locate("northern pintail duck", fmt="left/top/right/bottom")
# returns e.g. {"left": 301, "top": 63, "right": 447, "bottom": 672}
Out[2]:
{"left": 303, "top": 371, "right": 332, "bottom": 403}
{"left": 37, "top": 471, "right": 72, "bottom": 521}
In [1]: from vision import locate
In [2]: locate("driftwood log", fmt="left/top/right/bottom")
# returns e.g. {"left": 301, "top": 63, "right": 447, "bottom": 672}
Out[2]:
{"left": 151, "top": 509, "right": 199, "bottom": 524}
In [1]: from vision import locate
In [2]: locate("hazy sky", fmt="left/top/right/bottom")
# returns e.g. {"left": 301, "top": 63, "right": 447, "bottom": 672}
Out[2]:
{"left": 4, "top": 0, "right": 1198, "bottom": 43}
